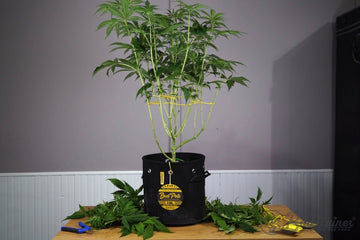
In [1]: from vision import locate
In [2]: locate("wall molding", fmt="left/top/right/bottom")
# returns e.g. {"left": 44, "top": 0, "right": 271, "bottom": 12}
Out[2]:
{"left": 0, "top": 168, "right": 332, "bottom": 176}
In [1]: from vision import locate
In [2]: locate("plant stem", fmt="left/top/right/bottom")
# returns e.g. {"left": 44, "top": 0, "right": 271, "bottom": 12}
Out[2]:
{"left": 174, "top": 89, "right": 219, "bottom": 150}
{"left": 147, "top": 104, "right": 171, "bottom": 160}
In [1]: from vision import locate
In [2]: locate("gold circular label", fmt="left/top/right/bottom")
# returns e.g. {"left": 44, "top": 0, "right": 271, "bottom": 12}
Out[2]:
{"left": 158, "top": 184, "right": 183, "bottom": 210}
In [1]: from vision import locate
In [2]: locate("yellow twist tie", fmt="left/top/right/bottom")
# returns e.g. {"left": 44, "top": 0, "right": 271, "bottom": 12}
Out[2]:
{"left": 263, "top": 206, "right": 291, "bottom": 231}
{"left": 147, "top": 99, "right": 214, "bottom": 106}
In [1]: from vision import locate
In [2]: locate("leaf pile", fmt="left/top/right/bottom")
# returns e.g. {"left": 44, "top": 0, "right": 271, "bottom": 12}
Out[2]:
{"left": 204, "top": 188, "right": 274, "bottom": 234}
{"left": 64, "top": 179, "right": 274, "bottom": 239}
{"left": 64, "top": 179, "right": 170, "bottom": 240}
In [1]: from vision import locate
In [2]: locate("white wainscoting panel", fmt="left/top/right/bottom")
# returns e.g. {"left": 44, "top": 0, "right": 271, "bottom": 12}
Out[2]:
{"left": 0, "top": 170, "right": 332, "bottom": 240}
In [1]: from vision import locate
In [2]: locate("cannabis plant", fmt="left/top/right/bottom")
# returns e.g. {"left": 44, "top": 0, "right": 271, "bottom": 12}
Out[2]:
{"left": 93, "top": 0, "right": 248, "bottom": 162}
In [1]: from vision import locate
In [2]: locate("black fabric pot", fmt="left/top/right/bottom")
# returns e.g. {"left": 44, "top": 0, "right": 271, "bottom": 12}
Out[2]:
{"left": 142, "top": 152, "right": 209, "bottom": 226}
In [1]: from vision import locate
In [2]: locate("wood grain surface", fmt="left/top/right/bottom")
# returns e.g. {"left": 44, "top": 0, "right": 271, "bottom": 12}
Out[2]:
{"left": 53, "top": 205, "right": 323, "bottom": 240}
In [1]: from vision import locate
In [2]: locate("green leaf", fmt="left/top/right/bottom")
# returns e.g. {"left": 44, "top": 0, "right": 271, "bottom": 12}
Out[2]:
{"left": 63, "top": 211, "right": 85, "bottom": 220}
{"left": 225, "top": 224, "right": 236, "bottom": 234}
{"left": 136, "top": 83, "right": 152, "bottom": 99}
{"left": 97, "top": 19, "right": 116, "bottom": 31}
{"left": 151, "top": 218, "right": 171, "bottom": 233}
{"left": 104, "top": 4, "right": 123, "bottom": 18}
{"left": 122, "top": 216, "right": 131, "bottom": 230}
{"left": 208, "top": 80, "right": 225, "bottom": 89}
{"left": 121, "top": 228, "right": 131, "bottom": 237}
{"left": 109, "top": 42, "right": 133, "bottom": 53}
{"left": 229, "top": 76, "right": 249, "bottom": 87}
{"left": 135, "top": 222, "right": 145, "bottom": 236}
{"left": 143, "top": 224, "right": 154, "bottom": 240}
{"left": 124, "top": 71, "right": 137, "bottom": 81}
{"left": 159, "top": 23, "right": 183, "bottom": 34}
{"left": 93, "top": 60, "right": 116, "bottom": 76}
{"left": 181, "top": 86, "right": 190, "bottom": 102}
{"left": 238, "top": 221, "right": 257, "bottom": 233}
{"left": 108, "top": 178, "right": 126, "bottom": 190}
{"left": 256, "top": 187, "right": 262, "bottom": 202}
{"left": 209, "top": 212, "right": 228, "bottom": 230}
{"left": 262, "top": 196, "right": 273, "bottom": 205}
{"left": 124, "top": 213, "right": 149, "bottom": 223}
{"left": 105, "top": 22, "right": 117, "bottom": 38}
{"left": 79, "top": 205, "right": 90, "bottom": 217}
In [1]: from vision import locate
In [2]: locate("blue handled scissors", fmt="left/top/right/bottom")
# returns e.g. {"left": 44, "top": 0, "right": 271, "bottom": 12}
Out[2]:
{"left": 61, "top": 221, "right": 91, "bottom": 233}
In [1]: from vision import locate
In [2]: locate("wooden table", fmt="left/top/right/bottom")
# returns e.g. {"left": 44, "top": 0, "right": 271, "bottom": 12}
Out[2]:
{"left": 53, "top": 205, "right": 323, "bottom": 240}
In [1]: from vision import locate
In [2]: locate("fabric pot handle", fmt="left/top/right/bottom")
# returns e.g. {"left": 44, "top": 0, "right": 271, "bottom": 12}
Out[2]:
{"left": 190, "top": 170, "right": 211, "bottom": 183}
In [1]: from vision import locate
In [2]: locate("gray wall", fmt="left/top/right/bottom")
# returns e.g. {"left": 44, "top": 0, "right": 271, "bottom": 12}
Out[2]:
{"left": 0, "top": 0, "right": 358, "bottom": 172}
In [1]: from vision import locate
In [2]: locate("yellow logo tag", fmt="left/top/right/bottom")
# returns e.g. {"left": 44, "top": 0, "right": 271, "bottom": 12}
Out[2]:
{"left": 158, "top": 184, "right": 183, "bottom": 210}
{"left": 160, "top": 171, "right": 164, "bottom": 185}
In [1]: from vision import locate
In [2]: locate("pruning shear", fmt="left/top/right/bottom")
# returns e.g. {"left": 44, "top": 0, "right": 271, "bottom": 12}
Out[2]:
{"left": 61, "top": 221, "right": 91, "bottom": 233}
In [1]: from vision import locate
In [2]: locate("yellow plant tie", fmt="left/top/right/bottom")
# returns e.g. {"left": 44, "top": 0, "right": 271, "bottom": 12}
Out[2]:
{"left": 263, "top": 207, "right": 311, "bottom": 233}
{"left": 263, "top": 206, "right": 290, "bottom": 231}
{"left": 148, "top": 101, "right": 214, "bottom": 106}
{"left": 147, "top": 94, "right": 215, "bottom": 106}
